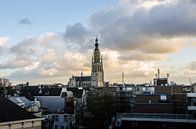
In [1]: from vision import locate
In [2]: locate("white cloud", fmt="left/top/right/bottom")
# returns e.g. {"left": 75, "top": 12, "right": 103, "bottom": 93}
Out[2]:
{"left": 38, "top": 33, "right": 57, "bottom": 45}
{"left": 0, "top": 36, "right": 9, "bottom": 46}
{"left": 24, "top": 62, "right": 40, "bottom": 71}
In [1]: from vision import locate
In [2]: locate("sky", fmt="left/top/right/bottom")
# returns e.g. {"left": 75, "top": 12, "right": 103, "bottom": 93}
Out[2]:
{"left": 0, "top": 0, "right": 196, "bottom": 85}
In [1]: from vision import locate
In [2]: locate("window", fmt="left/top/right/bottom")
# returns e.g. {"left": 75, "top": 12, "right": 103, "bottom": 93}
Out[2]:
{"left": 54, "top": 115, "right": 59, "bottom": 121}
{"left": 160, "top": 94, "right": 167, "bottom": 101}
{"left": 64, "top": 116, "right": 68, "bottom": 122}
{"left": 61, "top": 126, "right": 64, "bottom": 129}
{"left": 55, "top": 125, "right": 58, "bottom": 129}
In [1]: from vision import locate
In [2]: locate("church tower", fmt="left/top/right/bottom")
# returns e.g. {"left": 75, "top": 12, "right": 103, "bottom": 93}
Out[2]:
{"left": 91, "top": 38, "right": 104, "bottom": 87}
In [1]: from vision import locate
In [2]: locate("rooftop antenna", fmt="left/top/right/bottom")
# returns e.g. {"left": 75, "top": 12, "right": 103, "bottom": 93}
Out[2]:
{"left": 122, "top": 72, "right": 125, "bottom": 86}
{"left": 167, "top": 73, "right": 170, "bottom": 86}
{"left": 167, "top": 73, "right": 169, "bottom": 78}
{"left": 157, "top": 69, "right": 160, "bottom": 78}
{"left": 79, "top": 71, "right": 83, "bottom": 87}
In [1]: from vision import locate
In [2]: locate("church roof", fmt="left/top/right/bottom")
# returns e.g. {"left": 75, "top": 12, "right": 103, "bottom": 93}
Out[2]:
{"left": 73, "top": 76, "right": 91, "bottom": 82}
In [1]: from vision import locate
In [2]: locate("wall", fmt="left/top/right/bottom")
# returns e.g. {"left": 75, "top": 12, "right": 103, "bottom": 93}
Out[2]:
{"left": 135, "top": 103, "right": 173, "bottom": 113}
{"left": 135, "top": 94, "right": 173, "bottom": 113}
{"left": 0, "top": 121, "right": 42, "bottom": 129}
{"left": 35, "top": 96, "right": 65, "bottom": 112}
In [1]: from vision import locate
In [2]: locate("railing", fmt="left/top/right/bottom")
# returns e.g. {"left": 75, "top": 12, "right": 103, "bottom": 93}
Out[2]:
{"left": 117, "top": 113, "right": 193, "bottom": 120}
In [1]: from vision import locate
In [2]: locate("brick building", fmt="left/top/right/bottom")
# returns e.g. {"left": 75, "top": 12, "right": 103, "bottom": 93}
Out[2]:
{"left": 135, "top": 86, "right": 187, "bottom": 114}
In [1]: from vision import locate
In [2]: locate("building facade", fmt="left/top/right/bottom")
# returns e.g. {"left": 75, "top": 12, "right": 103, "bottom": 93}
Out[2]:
{"left": 43, "top": 114, "right": 75, "bottom": 129}
{"left": 187, "top": 93, "right": 196, "bottom": 118}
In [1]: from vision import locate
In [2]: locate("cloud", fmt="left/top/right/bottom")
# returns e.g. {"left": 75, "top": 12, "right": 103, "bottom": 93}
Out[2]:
{"left": 100, "top": 49, "right": 156, "bottom": 83}
{"left": 119, "top": 51, "right": 166, "bottom": 61}
{"left": 90, "top": 0, "right": 196, "bottom": 54}
{"left": 19, "top": 18, "right": 32, "bottom": 25}
{"left": 0, "top": 55, "right": 32, "bottom": 69}
{"left": 65, "top": 23, "right": 91, "bottom": 42}
{"left": 39, "top": 33, "right": 57, "bottom": 45}
{"left": 187, "top": 61, "right": 196, "bottom": 71}
{"left": 8, "top": 51, "right": 91, "bottom": 81}
{"left": 64, "top": 23, "right": 95, "bottom": 52}
{"left": 180, "top": 60, "right": 196, "bottom": 84}
{"left": 0, "top": 36, "right": 9, "bottom": 46}
{"left": 190, "top": 61, "right": 196, "bottom": 71}
{"left": 1, "top": 32, "right": 92, "bottom": 83}
{"left": 0, "top": 34, "right": 55, "bottom": 70}
{"left": 2, "top": 0, "right": 196, "bottom": 84}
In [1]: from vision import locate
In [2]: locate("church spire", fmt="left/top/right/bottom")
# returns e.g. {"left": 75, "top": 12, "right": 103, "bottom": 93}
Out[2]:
{"left": 95, "top": 37, "right": 99, "bottom": 51}
{"left": 91, "top": 37, "right": 104, "bottom": 87}
{"left": 93, "top": 37, "right": 100, "bottom": 63}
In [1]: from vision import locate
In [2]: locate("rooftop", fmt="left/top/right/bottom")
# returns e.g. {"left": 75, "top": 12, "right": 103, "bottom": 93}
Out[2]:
{"left": 21, "top": 86, "right": 62, "bottom": 96}
{"left": 0, "top": 95, "right": 37, "bottom": 123}
{"left": 72, "top": 76, "right": 91, "bottom": 82}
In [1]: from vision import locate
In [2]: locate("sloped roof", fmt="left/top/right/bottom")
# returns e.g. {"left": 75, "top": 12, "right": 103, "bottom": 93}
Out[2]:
{"left": 9, "top": 96, "right": 32, "bottom": 106}
{"left": 0, "top": 95, "right": 37, "bottom": 123}
{"left": 21, "top": 86, "right": 62, "bottom": 96}
{"left": 73, "top": 76, "right": 91, "bottom": 82}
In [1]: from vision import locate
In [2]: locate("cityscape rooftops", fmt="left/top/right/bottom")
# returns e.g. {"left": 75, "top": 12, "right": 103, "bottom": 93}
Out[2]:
{"left": 0, "top": 95, "right": 38, "bottom": 123}
{"left": 21, "top": 86, "right": 63, "bottom": 96}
